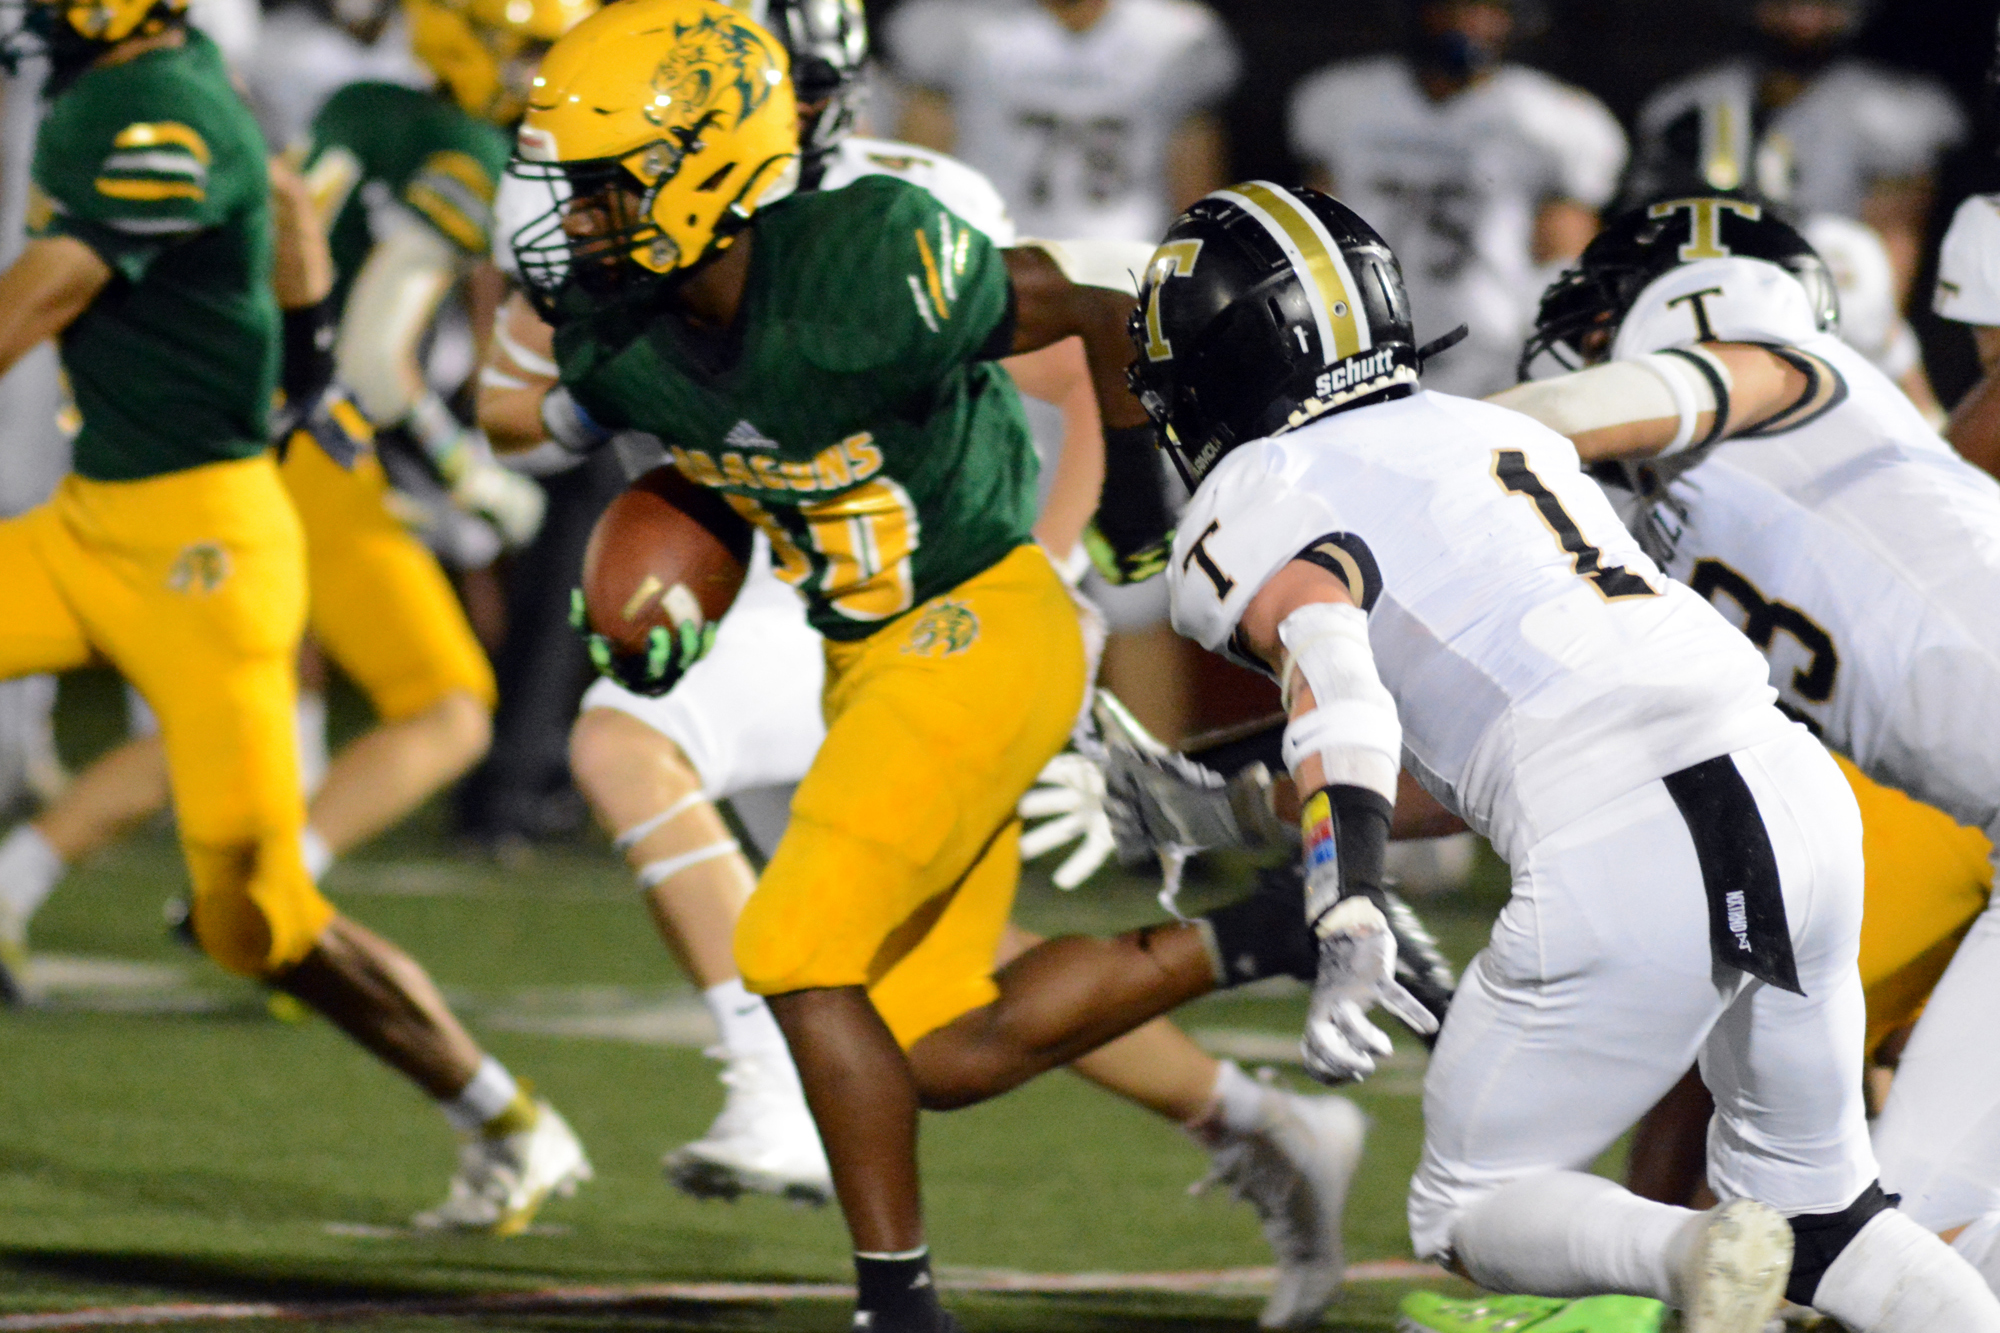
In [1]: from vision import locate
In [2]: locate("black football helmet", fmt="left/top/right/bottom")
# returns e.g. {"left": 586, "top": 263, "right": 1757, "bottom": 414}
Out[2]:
{"left": 1128, "top": 183, "right": 1419, "bottom": 491}
{"left": 1520, "top": 195, "right": 1839, "bottom": 380}
{"left": 743, "top": 0, "right": 868, "bottom": 178}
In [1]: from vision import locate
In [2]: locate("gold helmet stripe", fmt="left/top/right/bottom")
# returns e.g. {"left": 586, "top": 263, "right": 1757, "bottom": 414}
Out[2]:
{"left": 1213, "top": 181, "right": 1368, "bottom": 360}
{"left": 1700, "top": 99, "right": 1741, "bottom": 192}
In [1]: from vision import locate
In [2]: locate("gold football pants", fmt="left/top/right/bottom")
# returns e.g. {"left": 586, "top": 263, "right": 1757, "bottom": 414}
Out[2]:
{"left": 0, "top": 456, "right": 331, "bottom": 976}
{"left": 734, "top": 544, "right": 1087, "bottom": 1048}
{"left": 281, "top": 442, "right": 495, "bottom": 720}
{"left": 1843, "top": 752, "right": 1995, "bottom": 1059}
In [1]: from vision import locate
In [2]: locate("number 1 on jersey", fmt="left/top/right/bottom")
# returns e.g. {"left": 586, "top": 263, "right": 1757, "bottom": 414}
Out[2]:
{"left": 1492, "top": 450, "right": 1658, "bottom": 601}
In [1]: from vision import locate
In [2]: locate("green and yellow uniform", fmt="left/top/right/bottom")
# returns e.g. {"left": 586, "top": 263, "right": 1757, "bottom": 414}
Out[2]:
{"left": 0, "top": 29, "right": 331, "bottom": 975}
{"left": 275, "top": 81, "right": 502, "bottom": 723}
{"left": 556, "top": 177, "right": 1085, "bottom": 1046}
{"left": 303, "top": 81, "right": 509, "bottom": 307}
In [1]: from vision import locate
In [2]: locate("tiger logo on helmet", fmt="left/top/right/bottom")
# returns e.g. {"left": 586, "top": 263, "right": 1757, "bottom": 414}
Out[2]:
{"left": 506, "top": 0, "right": 799, "bottom": 316}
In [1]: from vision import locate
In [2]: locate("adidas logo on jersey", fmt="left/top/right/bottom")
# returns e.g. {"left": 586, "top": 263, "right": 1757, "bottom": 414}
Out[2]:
{"left": 725, "top": 420, "right": 779, "bottom": 451}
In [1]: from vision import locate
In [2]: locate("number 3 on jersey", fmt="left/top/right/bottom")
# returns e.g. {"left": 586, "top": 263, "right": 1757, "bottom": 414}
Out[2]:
{"left": 727, "top": 480, "right": 921, "bottom": 622}
{"left": 1492, "top": 450, "right": 1658, "bottom": 601}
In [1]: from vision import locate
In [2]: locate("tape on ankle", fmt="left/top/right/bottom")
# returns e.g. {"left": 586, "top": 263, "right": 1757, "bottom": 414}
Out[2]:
{"left": 636, "top": 839, "right": 739, "bottom": 889}
{"left": 614, "top": 791, "right": 708, "bottom": 850}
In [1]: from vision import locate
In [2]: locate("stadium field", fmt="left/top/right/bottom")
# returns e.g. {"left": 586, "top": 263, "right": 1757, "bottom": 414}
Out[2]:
{"left": 0, "top": 672, "right": 1545, "bottom": 1333}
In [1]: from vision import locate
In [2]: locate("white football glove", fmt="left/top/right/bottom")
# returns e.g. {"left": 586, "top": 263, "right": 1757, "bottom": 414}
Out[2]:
{"left": 450, "top": 451, "right": 547, "bottom": 550}
{"left": 1019, "top": 751, "right": 1117, "bottom": 889}
{"left": 1302, "top": 896, "right": 1441, "bottom": 1085}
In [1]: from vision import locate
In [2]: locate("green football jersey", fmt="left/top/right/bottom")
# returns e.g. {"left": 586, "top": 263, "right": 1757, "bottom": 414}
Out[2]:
{"left": 555, "top": 175, "right": 1039, "bottom": 642}
{"left": 302, "top": 82, "right": 509, "bottom": 310}
{"left": 29, "top": 30, "right": 278, "bottom": 482}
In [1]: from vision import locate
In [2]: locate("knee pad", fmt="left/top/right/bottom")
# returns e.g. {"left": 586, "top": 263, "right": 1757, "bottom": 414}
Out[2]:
{"left": 185, "top": 840, "right": 335, "bottom": 978}
{"left": 1786, "top": 1179, "right": 1898, "bottom": 1307}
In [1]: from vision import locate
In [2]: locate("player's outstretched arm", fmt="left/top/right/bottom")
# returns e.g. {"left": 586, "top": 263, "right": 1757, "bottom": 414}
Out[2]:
{"left": 1004, "top": 243, "right": 1173, "bottom": 582}
{"left": 1488, "top": 341, "right": 1819, "bottom": 463}
{"left": 0, "top": 238, "right": 110, "bottom": 381}
{"left": 1239, "top": 558, "right": 1437, "bottom": 1083}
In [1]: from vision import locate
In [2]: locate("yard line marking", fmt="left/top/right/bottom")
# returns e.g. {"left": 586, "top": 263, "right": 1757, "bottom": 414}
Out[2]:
{"left": 0, "top": 1263, "right": 1449, "bottom": 1328}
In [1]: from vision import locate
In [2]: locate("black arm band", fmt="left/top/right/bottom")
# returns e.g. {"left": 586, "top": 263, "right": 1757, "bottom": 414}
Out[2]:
{"left": 1304, "top": 782, "right": 1393, "bottom": 915}
{"left": 1094, "top": 423, "right": 1175, "bottom": 554}
{"left": 280, "top": 297, "right": 337, "bottom": 410}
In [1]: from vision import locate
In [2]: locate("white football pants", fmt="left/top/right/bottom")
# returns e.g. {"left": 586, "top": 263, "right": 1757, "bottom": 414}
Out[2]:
{"left": 1408, "top": 726, "right": 1878, "bottom": 1258}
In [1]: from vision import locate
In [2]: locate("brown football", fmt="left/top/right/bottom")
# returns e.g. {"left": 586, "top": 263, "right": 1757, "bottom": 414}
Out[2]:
{"left": 580, "top": 464, "right": 753, "bottom": 656}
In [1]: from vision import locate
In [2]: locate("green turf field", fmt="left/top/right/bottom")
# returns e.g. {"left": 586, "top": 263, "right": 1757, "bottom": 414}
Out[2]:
{"left": 0, "top": 670, "right": 1534, "bottom": 1331}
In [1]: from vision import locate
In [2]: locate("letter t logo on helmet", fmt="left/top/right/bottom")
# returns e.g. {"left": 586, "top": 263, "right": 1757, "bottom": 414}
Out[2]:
{"left": 1128, "top": 182, "right": 1420, "bottom": 491}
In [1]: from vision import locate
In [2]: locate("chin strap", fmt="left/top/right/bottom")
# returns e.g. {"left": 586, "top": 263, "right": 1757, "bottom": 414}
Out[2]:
{"left": 1415, "top": 324, "right": 1469, "bottom": 370}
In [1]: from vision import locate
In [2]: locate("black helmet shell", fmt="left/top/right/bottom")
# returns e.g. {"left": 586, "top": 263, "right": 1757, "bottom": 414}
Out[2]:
{"left": 1129, "top": 183, "right": 1419, "bottom": 490}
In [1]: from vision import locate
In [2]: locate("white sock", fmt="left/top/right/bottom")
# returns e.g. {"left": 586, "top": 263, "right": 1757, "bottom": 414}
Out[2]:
{"left": 1452, "top": 1170, "right": 1700, "bottom": 1300}
{"left": 300, "top": 826, "right": 334, "bottom": 883}
{"left": 1813, "top": 1208, "right": 2000, "bottom": 1330}
{"left": 1952, "top": 1209, "right": 2000, "bottom": 1291}
{"left": 439, "top": 1055, "right": 521, "bottom": 1133}
{"left": 0, "top": 825, "right": 65, "bottom": 920}
{"left": 296, "top": 690, "right": 328, "bottom": 798}
{"left": 703, "top": 978, "right": 788, "bottom": 1061}
{"left": 1190, "top": 1059, "right": 1267, "bottom": 1140}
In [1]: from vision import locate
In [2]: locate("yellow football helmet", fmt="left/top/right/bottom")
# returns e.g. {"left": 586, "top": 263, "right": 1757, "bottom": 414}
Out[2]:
{"left": 507, "top": 0, "right": 799, "bottom": 314}
{"left": 406, "top": 0, "right": 598, "bottom": 126}
{"left": 3, "top": 0, "right": 187, "bottom": 74}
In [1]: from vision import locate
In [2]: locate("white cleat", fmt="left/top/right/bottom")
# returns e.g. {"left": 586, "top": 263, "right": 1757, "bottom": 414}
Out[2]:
{"left": 1679, "top": 1199, "right": 1794, "bottom": 1333}
{"left": 664, "top": 1047, "right": 833, "bottom": 1205}
{"left": 1194, "top": 1085, "right": 1368, "bottom": 1329}
{"left": 412, "top": 1099, "right": 593, "bottom": 1237}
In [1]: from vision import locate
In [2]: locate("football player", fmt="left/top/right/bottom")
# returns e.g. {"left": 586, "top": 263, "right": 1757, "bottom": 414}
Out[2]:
{"left": 1490, "top": 196, "right": 2000, "bottom": 1300}
{"left": 1934, "top": 189, "right": 2000, "bottom": 478}
{"left": 886, "top": 0, "right": 1237, "bottom": 245}
{"left": 1627, "top": 0, "right": 1962, "bottom": 306}
{"left": 0, "top": 0, "right": 588, "bottom": 1233}
{"left": 478, "top": 4, "right": 1373, "bottom": 1325}
{"left": 1286, "top": 0, "right": 1626, "bottom": 400}
{"left": 0, "top": 0, "right": 584, "bottom": 997}
{"left": 500, "top": 7, "right": 1401, "bottom": 1329}
{"left": 1132, "top": 181, "right": 1999, "bottom": 1328}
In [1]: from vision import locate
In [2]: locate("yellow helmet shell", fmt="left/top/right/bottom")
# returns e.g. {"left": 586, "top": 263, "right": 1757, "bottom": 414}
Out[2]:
{"left": 518, "top": 0, "right": 799, "bottom": 278}
{"left": 52, "top": 0, "right": 188, "bottom": 45}
{"left": 406, "top": 0, "right": 597, "bottom": 125}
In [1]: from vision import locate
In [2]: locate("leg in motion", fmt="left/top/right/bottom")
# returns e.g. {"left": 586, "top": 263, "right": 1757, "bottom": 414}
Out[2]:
{"left": 570, "top": 702, "right": 828, "bottom": 1202}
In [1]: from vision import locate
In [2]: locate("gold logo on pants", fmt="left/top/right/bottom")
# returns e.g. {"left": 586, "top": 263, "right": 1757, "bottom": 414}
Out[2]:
{"left": 168, "top": 543, "right": 231, "bottom": 594}
{"left": 903, "top": 600, "right": 979, "bottom": 658}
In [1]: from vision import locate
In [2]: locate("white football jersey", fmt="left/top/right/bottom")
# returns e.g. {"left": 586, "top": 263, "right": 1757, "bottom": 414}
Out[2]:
{"left": 1935, "top": 193, "right": 2000, "bottom": 327}
{"left": 1621, "top": 333, "right": 2000, "bottom": 839}
{"left": 1168, "top": 391, "right": 1787, "bottom": 863}
{"left": 1635, "top": 60, "right": 1964, "bottom": 223}
{"left": 888, "top": 0, "right": 1238, "bottom": 242}
{"left": 817, "top": 136, "right": 1016, "bottom": 243}
{"left": 1287, "top": 59, "right": 1626, "bottom": 398}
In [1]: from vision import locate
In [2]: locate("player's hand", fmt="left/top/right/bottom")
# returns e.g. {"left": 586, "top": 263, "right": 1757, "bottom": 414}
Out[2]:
{"left": 1301, "top": 896, "right": 1440, "bottom": 1085}
{"left": 1083, "top": 520, "right": 1172, "bottom": 585}
{"left": 449, "top": 448, "right": 547, "bottom": 549}
{"left": 279, "top": 385, "right": 375, "bottom": 469}
{"left": 1019, "top": 752, "right": 1117, "bottom": 889}
{"left": 571, "top": 589, "right": 715, "bottom": 697}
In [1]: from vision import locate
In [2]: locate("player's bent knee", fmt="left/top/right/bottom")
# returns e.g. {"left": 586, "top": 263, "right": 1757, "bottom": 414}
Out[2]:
{"left": 569, "top": 707, "right": 699, "bottom": 805}
{"left": 425, "top": 689, "right": 493, "bottom": 771}
{"left": 185, "top": 841, "right": 336, "bottom": 978}
{"left": 1785, "top": 1180, "right": 1898, "bottom": 1307}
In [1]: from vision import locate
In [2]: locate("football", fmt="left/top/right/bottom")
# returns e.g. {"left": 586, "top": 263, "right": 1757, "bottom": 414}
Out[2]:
{"left": 580, "top": 463, "right": 754, "bottom": 656}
